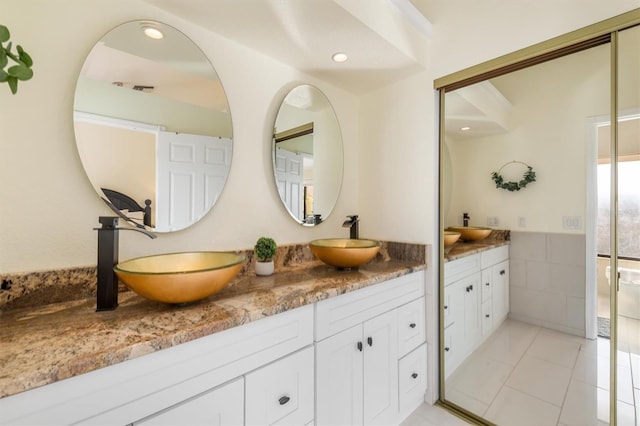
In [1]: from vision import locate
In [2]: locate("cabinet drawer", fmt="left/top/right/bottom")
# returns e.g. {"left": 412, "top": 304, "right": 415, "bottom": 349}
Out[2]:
{"left": 398, "top": 344, "right": 427, "bottom": 417}
{"left": 397, "top": 298, "right": 426, "bottom": 358}
{"left": 245, "top": 346, "right": 314, "bottom": 426}
{"left": 444, "top": 254, "right": 480, "bottom": 285}
{"left": 480, "top": 245, "right": 509, "bottom": 269}
{"left": 137, "top": 377, "right": 244, "bottom": 425}
{"left": 316, "top": 271, "right": 425, "bottom": 341}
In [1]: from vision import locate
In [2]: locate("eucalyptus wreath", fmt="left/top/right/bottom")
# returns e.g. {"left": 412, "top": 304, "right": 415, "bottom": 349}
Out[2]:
{"left": 491, "top": 161, "right": 536, "bottom": 192}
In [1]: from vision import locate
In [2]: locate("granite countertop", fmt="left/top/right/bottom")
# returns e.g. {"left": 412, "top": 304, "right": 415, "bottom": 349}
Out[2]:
{"left": 444, "top": 230, "right": 511, "bottom": 262}
{"left": 0, "top": 242, "right": 426, "bottom": 399}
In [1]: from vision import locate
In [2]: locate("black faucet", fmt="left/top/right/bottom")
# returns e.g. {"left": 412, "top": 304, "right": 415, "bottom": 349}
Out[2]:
{"left": 94, "top": 216, "right": 156, "bottom": 311}
{"left": 342, "top": 215, "right": 360, "bottom": 239}
{"left": 463, "top": 213, "right": 470, "bottom": 227}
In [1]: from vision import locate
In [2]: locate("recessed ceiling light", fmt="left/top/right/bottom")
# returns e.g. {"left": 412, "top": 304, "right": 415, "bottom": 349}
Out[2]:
{"left": 332, "top": 52, "right": 348, "bottom": 63}
{"left": 461, "top": 126, "right": 471, "bottom": 131}
{"left": 142, "top": 26, "right": 164, "bottom": 40}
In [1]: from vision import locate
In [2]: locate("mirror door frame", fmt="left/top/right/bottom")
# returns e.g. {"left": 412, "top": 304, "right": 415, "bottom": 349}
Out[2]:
{"left": 435, "top": 9, "right": 640, "bottom": 425}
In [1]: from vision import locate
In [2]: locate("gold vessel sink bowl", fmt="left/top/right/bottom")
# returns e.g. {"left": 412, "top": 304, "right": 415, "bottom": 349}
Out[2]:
{"left": 309, "top": 238, "right": 381, "bottom": 269}
{"left": 446, "top": 226, "right": 492, "bottom": 242}
{"left": 114, "top": 251, "right": 243, "bottom": 304}
{"left": 444, "top": 231, "right": 461, "bottom": 247}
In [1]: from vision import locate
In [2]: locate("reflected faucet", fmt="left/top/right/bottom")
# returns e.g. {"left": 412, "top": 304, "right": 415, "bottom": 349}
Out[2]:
{"left": 342, "top": 215, "right": 360, "bottom": 239}
{"left": 95, "top": 216, "right": 156, "bottom": 311}
{"left": 463, "top": 213, "right": 470, "bottom": 227}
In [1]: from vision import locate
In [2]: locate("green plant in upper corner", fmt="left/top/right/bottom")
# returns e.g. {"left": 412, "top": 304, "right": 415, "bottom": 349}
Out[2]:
{"left": 254, "top": 237, "right": 277, "bottom": 262}
{"left": 1, "top": 24, "right": 34, "bottom": 95}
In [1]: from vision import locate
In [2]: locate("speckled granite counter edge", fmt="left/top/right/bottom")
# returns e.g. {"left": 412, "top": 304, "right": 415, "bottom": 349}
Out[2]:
{"left": 444, "top": 229, "right": 510, "bottom": 262}
{"left": 0, "top": 241, "right": 426, "bottom": 398}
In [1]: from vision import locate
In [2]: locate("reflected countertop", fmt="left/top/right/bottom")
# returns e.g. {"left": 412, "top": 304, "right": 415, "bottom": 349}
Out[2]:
{"left": 0, "top": 244, "right": 425, "bottom": 399}
{"left": 444, "top": 230, "right": 510, "bottom": 262}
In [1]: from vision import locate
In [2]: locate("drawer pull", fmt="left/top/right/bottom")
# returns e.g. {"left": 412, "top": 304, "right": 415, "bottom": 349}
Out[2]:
{"left": 444, "top": 347, "right": 450, "bottom": 352}
{"left": 367, "top": 337, "right": 373, "bottom": 346}
{"left": 500, "top": 270, "right": 506, "bottom": 275}
{"left": 357, "top": 341, "right": 363, "bottom": 352}
{"left": 409, "top": 323, "right": 416, "bottom": 328}
{"left": 485, "top": 282, "right": 490, "bottom": 286}
{"left": 279, "top": 396, "right": 290, "bottom": 405}
{"left": 444, "top": 305, "right": 448, "bottom": 310}
{"left": 411, "top": 373, "right": 418, "bottom": 379}
{"left": 485, "top": 314, "right": 490, "bottom": 318}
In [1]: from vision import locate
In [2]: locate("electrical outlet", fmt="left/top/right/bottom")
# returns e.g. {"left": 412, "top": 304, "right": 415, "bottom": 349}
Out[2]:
{"left": 487, "top": 216, "right": 499, "bottom": 227}
{"left": 518, "top": 216, "right": 527, "bottom": 228}
{"left": 563, "top": 216, "right": 582, "bottom": 230}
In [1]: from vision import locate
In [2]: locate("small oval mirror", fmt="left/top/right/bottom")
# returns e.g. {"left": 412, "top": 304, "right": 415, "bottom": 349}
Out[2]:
{"left": 272, "top": 85, "right": 343, "bottom": 225}
{"left": 73, "top": 21, "right": 232, "bottom": 232}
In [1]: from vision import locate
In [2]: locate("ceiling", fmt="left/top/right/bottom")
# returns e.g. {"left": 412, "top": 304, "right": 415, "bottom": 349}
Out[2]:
{"left": 142, "top": 0, "right": 432, "bottom": 94}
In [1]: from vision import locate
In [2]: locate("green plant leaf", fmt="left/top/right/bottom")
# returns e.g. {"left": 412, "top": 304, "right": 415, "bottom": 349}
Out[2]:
{"left": 0, "top": 52, "right": 7, "bottom": 69}
{"left": 0, "top": 69, "right": 8, "bottom": 82}
{"left": 7, "top": 75, "right": 18, "bottom": 94}
{"left": 0, "top": 25, "right": 9, "bottom": 43}
{"left": 8, "top": 64, "right": 32, "bottom": 80}
{"left": 17, "top": 46, "right": 32, "bottom": 67}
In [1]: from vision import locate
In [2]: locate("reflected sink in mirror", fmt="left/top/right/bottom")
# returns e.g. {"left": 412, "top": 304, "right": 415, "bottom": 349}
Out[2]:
{"left": 114, "top": 252, "right": 243, "bottom": 304}
{"left": 309, "top": 238, "right": 381, "bottom": 269}
{"left": 446, "top": 226, "right": 492, "bottom": 242}
{"left": 444, "top": 231, "right": 461, "bottom": 247}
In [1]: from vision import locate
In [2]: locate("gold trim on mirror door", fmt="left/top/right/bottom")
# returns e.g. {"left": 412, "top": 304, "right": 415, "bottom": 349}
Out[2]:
{"left": 274, "top": 122, "right": 314, "bottom": 143}
{"left": 434, "top": 9, "right": 640, "bottom": 91}
{"left": 609, "top": 29, "right": 619, "bottom": 426}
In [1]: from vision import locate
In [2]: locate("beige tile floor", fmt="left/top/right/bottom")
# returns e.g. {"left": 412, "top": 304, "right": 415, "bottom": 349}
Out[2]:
{"left": 427, "top": 318, "right": 640, "bottom": 425}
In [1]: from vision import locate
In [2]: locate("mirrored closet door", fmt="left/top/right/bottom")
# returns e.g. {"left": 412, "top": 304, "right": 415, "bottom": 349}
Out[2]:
{"left": 437, "top": 11, "right": 640, "bottom": 426}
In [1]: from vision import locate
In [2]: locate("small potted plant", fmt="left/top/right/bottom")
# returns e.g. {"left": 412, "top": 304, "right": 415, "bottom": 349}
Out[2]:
{"left": 254, "top": 236, "right": 277, "bottom": 276}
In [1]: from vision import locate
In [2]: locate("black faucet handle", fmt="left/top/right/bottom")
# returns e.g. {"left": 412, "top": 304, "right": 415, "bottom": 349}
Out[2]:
{"left": 98, "top": 216, "right": 119, "bottom": 229}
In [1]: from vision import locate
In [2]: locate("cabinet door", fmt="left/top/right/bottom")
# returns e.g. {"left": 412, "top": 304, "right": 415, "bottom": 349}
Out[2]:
{"left": 245, "top": 346, "right": 314, "bottom": 426}
{"left": 363, "top": 310, "right": 399, "bottom": 426}
{"left": 481, "top": 299, "right": 493, "bottom": 337}
{"left": 492, "top": 260, "right": 509, "bottom": 322}
{"left": 462, "top": 273, "right": 481, "bottom": 355}
{"left": 481, "top": 269, "right": 492, "bottom": 303}
{"left": 316, "top": 324, "right": 363, "bottom": 426}
{"left": 137, "top": 377, "right": 243, "bottom": 425}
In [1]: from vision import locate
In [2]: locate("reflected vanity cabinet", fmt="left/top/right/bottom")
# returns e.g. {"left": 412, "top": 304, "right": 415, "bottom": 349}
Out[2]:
{"left": 444, "top": 246, "right": 509, "bottom": 378}
{"left": 315, "top": 271, "right": 427, "bottom": 425}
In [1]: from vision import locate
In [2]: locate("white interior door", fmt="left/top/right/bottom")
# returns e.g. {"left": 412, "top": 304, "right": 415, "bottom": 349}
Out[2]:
{"left": 275, "top": 147, "right": 304, "bottom": 221}
{"left": 156, "top": 132, "right": 231, "bottom": 231}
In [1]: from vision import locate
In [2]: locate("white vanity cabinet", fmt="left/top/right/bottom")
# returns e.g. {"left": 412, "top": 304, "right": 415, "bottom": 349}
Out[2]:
{"left": 444, "top": 245, "right": 509, "bottom": 378}
{"left": 0, "top": 305, "right": 314, "bottom": 425}
{"left": 315, "top": 271, "right": 427, "bottom": 425}
{"left": 137, "top": 377, "right": 244, "bottom": 425}
{"left": 0, "top": 270, "right": 428, "bottom": 426}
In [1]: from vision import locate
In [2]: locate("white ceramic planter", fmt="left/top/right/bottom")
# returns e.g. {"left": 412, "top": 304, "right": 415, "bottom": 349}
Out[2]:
{"left": 255, "top": 260, "right": 274, "bottom": 276}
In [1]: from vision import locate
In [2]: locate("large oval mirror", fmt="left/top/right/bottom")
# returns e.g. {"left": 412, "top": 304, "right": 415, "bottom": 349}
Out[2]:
{"left": 73, "top": 21, "right": 232, "bottom": 232}
{"left": 272, "top": 85, "right": 343, "bottom": 225}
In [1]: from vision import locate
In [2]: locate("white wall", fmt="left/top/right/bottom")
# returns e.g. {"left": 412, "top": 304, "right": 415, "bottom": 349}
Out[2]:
{"left": 445, "top": 43, "right": 610, "bottom": 233}
{"left": 1, "top": 0, "right": 637, "bottom": 276}
{"left": 0, "top": 0, "right": 359, "bottom": 274}
{"left": 358, "top": 1, "right": 638, "bottom": 244}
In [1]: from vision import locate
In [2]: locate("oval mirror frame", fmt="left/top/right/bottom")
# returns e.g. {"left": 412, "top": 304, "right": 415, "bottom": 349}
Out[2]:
{"left": 73, "top": 20, "right": 233, "bottom": 232}
{"left": 272, "top": 85, "right": 344, "bottom": 225}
